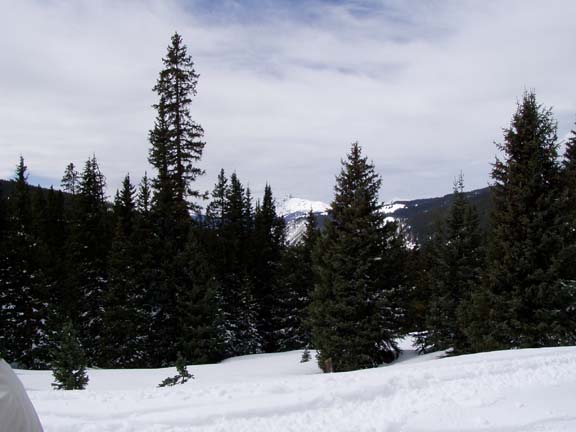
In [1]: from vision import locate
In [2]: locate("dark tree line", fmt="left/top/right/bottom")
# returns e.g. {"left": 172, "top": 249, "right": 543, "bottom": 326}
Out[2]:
{"left": 0, "top": 155, "right": 317, "bottom": 369}
{"left": 0, "top": 33, "right": 319, "bottom": 371}
{"left": 1, "top": 32, "right": 575, "bottom": 377}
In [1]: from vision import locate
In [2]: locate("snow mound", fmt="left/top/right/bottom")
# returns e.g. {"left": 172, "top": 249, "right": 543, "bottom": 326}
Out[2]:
{"left": 17, "top": 339, "right": 576, "bottom": 431}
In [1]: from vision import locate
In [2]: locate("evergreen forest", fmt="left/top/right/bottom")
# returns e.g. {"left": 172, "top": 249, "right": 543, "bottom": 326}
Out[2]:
{"left": 1, "top": 33, "right": 575, "bottom": 375}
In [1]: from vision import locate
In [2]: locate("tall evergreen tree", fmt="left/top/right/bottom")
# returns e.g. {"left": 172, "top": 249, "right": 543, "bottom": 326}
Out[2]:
{"left": 465, "top": 91, "right": 576, "bottom": 351}
{"left": 0, "top": 158, "right": 48, "bottom": 367}
{"left": 113, "top": 175, "right": 136, "bottom": 235}
{"left": 100, "top": 175, "right": 148, "bottom": 367}
{"left": 132, "top": 174, "right": 158, "bottom": 367}
{"left": 560, "top": 125, "right": 576, "bottom": 281}
{"left": 275, "top": 210, "right": 318, "bottom": 350}
{"left": 252, "top": 184, "right": 286, "bottom": 352}
{"left": 206, "top": 169, "right": 228, "bottom": 229}
{"left": 146, "top": 33, "right": 206, "bottom": 366}
{"left": 61, "top": 163, "right": 79, "bottom": 195}
{"left": 33, "top": 186, "right": 68, "bottom": 359}
{"left": 404, "top": 244, "right": 432, "bottom": 350}
{"left": 137, "top": 172, "right": 152, "bottom": 214}
{"left": 310, "top": 143, "right": 406, "bottom": 372}
{"left": 421, "top": 174, "right": 484, "bottom": 354}
{"left": 207, "top": 173, "right": 261, "bottom": 356}
{"left": 150, "top": 32, "right": 205, "bottom": 210}
{"left": 176, "top": 229, "right": 224, "bottom": 364}
{"left": 64, "top": 155, "right": 111, "bottom": 364}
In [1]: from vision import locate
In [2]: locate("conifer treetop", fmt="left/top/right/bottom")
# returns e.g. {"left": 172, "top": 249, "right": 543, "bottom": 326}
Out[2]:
{"left": 15, "top": 156, "right": 28, "bottom": 184}
{"left": 149, "top": 32, "right": 205, "bottom": 207}
{"left": 332, "top": 142, "right": 383, "bottom": 219}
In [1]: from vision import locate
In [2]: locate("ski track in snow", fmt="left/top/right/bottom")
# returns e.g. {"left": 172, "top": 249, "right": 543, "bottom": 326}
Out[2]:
{"left": 16, "top": 338, "right": 576, "bottom": 432}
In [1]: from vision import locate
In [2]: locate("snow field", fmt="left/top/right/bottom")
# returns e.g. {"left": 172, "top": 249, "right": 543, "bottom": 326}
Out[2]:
{"left": 16, "top": 338, "right": 576, "bottom": 432}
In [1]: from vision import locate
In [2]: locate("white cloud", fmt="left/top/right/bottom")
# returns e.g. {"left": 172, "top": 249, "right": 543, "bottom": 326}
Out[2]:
{"left": 1, "top": 0, "right": 575, "bottom": 203}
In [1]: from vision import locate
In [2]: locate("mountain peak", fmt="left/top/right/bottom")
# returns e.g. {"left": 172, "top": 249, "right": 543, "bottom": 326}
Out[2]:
{"left": 277, "top": 197, "right": 330, "bottom": 217}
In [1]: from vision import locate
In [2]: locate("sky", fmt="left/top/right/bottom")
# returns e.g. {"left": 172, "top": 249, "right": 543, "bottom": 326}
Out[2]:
{"left": 1, "top": 0, "right": 575, "bottom": 204}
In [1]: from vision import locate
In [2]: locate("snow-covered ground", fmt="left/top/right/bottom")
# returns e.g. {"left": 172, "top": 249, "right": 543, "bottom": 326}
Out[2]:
{"left": 16, "top": 338, "right": 576, "bottom": 431}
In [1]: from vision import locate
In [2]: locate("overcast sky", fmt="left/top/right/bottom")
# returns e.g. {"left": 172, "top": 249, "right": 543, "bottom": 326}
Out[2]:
{"left": 1, "top": 0, "right": 575, "bottom": 204}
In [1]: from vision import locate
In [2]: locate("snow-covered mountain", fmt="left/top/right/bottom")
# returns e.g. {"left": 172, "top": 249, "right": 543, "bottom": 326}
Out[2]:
{"left": 280, "top": 187, "right": 492, "bottom": 245}
{"left": 277, "top": 197, "right": 330, "bottom": 218}
{"left": 381, "top": 202, "right": 407, "bottom": 214}
{"left": 278, "top": 197, "right": 330, "bottom": 245}
{"left": 279, "top": 197, "right": 406, "bottom": 245}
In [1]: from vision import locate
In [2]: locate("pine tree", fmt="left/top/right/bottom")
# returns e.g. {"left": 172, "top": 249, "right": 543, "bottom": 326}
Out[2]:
{"left": 464, "top": 91, "right": 575, "bottom": 351}
{"left": 0, "top": 158, "right": 48, "bottom": 368}
{"left": 146, "top": 33, "right": 206, "bottom": 366}
{"left": 145, "top": 225, "right": 181, "bottom": 366}
{"left": 275, "top": 210, "right": 318, "bottom": 351}
{"left": 158, "top": 353, "right": 194, "bottom": 387}
{"left": 33, "top": 186, "right": 68, "bottom": 363}
{"left": 100, "top": 175, "right": 148, "bottom": 368}
{"left": 137, "top": 172, "right": 152, "bottom": 214}
{"left": 310, "top": 143, "right": 405, "bottom": 372}
{"left": 175, "top": 230, "right": 224, "bottom": 364}
{"left": 555, "top": 124, "right": 576, "bottom": 332}
{"left": 51, "top": 321, "right": 89, "bottom": 390}
{"left": 223, "top": 174, "right": 261, "bottom": 355}
{"left": 64, "top": 155, "right": 111, "bottom": 364}
{"left": 113, "top": 174, "right": 136, "bottom": 235}
{"left": 207, "top": 173, "right": 261, "bottom": 356}
{"left": 422, "top": 174, "right": 484, "bottom": 354}
{"left": 252, "top": 184, "right": 286, "bottom": 352}
{"left": 206, "top": 169, "right": 228, "bottom": 229}
{"left": 150, "top": 32, "right": 205, "bottom": 210}
{"left": 563, "top": 124, "right": 576, "bottom": 176}
{"left": 408, "top": 241, "right": 435, "bottom": 353}
{"left": 560, "top": 125, "right": 576, "bottom": 280}
{"left": 131, "top": 174, "right": 158, "bottom": 367}
{"left": 61, "top": 163, "right": 79, "bottom": 195}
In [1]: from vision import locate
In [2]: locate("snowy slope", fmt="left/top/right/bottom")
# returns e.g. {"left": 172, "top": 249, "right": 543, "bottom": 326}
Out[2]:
{"left": 17, "top": 338, "right": 576, "bottom": 432}
{"left": 280, "top": 197, "right": 409, "bottom": 246}
{"left": 277, "top": 197, "right": 330, "bottom": 218}
{"left": 284, "top": 218, "right": 308, "bottom": 245}
{"left": 279, "top": 197, "right": 330, "bottom": 245}
{"left": 381, "top": 202, "right": 406, "bottom": 214}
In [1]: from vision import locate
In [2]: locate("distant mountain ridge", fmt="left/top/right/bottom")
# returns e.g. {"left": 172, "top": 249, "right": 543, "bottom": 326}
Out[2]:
{"left": 280, "top": 187, "right": 492, "bottom": 245}
{"left": 1, "top": 178, "right": 492, "bottom": 245}
{"left": 0, "top": 178, "right": 49, "bottom": 198}
{"left": 386, "top": 186, "right": 492, "bottom": 242}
